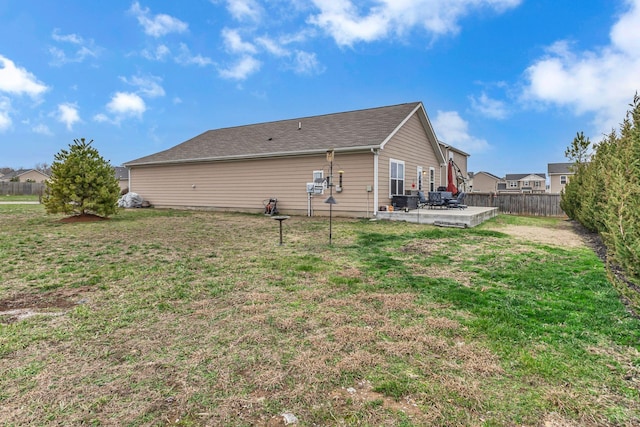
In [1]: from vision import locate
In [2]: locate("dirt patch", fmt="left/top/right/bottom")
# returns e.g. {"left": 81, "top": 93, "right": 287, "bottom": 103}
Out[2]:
{"left": 486, "top": 221, "right": 585, "bottom": 248}
{"left": 59, "top": 213, "right": 109, "bottom": 223}
{"left": 330, "top": 379, "right": 423, "bottom": 418}
{"left": 0, "top": 287, "right": 91, "bottom": 324}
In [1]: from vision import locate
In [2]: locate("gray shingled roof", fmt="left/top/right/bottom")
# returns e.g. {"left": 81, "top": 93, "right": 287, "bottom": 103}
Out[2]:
{"left": 505, "top": 173, "right": 546, "bottom": 180}
{"left": 125, "top": 102, "right": 424, "bottom": 166}
{"left": 474, "top": 171, "right": 501, "bottom": 180}
{"left": 547, "top": 162, "right": 573, "bottom": 174}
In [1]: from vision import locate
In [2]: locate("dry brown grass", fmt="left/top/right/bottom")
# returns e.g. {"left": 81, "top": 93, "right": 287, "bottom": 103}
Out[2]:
{"left": 1, "top": 208, "right": 638, "bottom": 426}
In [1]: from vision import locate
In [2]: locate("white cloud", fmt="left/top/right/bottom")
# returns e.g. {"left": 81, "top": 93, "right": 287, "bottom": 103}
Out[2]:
{"left": 256, "top": 36, "right": 289, "bottom": 57}
{"left": 0, "top": 55, "right": 48, "bottom": 98}
{"left": 51, "top": 30, "right": 83, "bottom": 44}
{"left": 522, "top": 0, "right": 640, "bottom": 134}
{"left": 292, "top": 50, "right": 324, "bottom": 74}
{"left": 49, "top": 29, "right": 98, "bottom": 66}
{"left": 610, "top": 0, "right": 640, "bottom": 55}
{"left": 219, "top": 55, "right": 261, "bottom": 80}
{"left": 32, "top": 123, "right": 53, "bottom": 136}
{"left": 57, "top": 103, "right": 81, "bottom": 130}
{"left": 470, "top": 92, "right": 508, "bottom": 119}
{"left": 121, "top": 75, "right": 165, "bottom": 98}
{"left": 432, "top": 110, "right": 491, "bottom": 153}
{"left": 226, "top": 0, "right": 262, "bottom": 22}
{"left": 142, "top": 44, "right": 171, "bottom": 61}
{"left": 307, "top": 0, "right": 521, "bottom": 47}
{"left": 0, "top": 97, "right": 11, "bottom": 131}
{"left": 106, "top": 92, "right": 146, "bottom": 119}
{"left": 222, "top": 28, "right": 258, "bottom": 54}
{"left": 175, "top": 44, "right": 215, "bottom": 66}
{"left": 129, "top": 1, "right": 188, "bottom": 37}
{"left": 93, "top": 113, "right": 110, "bottom": 123}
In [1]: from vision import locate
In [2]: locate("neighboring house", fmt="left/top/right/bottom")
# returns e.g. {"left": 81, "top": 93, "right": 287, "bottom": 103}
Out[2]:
{"left": 114, "top": 166, "right": 129, "bottom": 192}
{"left": 439, "top": 142, "right": 470, "bottom": 193}
{"left": 500, "top": 173, "right": 547, "bottom": 193}
{"left": 0, "top": 169, "right": 49, "bottom": 183}
{"left": 548, "top": 162, "right": 574, "bottom": 194}
{"left": 469, "top": 171, "right": 501, "bottom": 193}
{"left": 124, "top": 102, "right": 464, "bottom": 217}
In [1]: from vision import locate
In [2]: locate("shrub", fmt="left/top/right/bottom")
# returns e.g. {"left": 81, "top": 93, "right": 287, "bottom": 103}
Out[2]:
{"left": 562, "top": 94, "right": 640, "bottom": 284}
{"left": 43, "top": 138, "right": 120, "bottom": 218}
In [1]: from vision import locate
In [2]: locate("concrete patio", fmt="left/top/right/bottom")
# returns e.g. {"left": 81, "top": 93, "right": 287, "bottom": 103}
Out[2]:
{"left": 374, "top": 206, "right": 498, "bottom": 228}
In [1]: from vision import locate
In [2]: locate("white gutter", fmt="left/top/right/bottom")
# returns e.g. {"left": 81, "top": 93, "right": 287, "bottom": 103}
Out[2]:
{"left": 372, "top": 148, "right": 379, "bottom": 216}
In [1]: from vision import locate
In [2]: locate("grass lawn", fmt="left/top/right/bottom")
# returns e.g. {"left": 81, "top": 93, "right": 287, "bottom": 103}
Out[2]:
{"left": 1, "top": 206, "right": 639, "bottom": 426}
{"left": 0, "top": 194, "right": 40, "bottom": 202}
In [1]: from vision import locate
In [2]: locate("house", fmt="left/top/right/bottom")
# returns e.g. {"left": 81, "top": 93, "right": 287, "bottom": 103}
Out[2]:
{"left": 500, "top": 173, "right": 546, "bottom": 193}
{"left": 114, "top": 166, "right": 129, "bottom": 193}
{"left": 468, "top": 171, "right": 501, "bottom": 193}
{"left": 548, "top": 162, "right": 574, "bottom": 194}
{"left": 439, "top": 143, "right": 470, "bottom": 193}
{"left": 124, "top": 102, "right": 467, "bottom": 217}
{"left": 0, "top": 169, "right": 49, "bottom": 183}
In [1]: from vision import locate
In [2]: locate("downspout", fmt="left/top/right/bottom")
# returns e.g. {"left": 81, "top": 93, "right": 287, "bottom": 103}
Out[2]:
{"left": 372, "top": 148, "right": 379, "bottom": 216}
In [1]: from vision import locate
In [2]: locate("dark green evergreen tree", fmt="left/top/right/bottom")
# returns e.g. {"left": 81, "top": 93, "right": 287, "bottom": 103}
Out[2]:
{"left": 560, "top": 132, "right": 591, "bottom": 222}
{"left": 43, "top": 138, "right": 120, "bottom": 218}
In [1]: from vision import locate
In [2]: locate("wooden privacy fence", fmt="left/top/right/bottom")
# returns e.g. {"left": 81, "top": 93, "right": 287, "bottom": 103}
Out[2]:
{"left": 465, "top": 193, "right": 566, "bottom": 217}
{"left": 0, "top": 182, "right": 45, "bottom": 196}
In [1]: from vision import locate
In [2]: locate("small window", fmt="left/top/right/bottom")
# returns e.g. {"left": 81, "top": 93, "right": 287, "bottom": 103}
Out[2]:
{"left": 429, "top": 167, "right": 435, "bottom": 192}
{"left": 390, "top": 159, "right": 405, "bottom": 196}
{"left": 523, "top": 180, "right": 530, "bottom": 186}
{"left": 509, "top": 181, "right": 518, "bottom": 188}
{"left": 534, "top": 181, "right": 541, "bottom": 187}
{"left": 417, "top": 166, "right": 423, "bottom": 191}
{"left": 560, "top": 175, "right": 567, "bottom": 185}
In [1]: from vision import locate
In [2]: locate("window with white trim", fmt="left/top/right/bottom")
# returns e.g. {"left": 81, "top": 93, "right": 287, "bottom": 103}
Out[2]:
{"left": 560, "top": 175, "right": 567, "bottom": 185}
{"left": 509, "top": 181, "right": 518, "bottom": 188}
{"left": 390, "top": 159, "right": 404, "bottom": 196}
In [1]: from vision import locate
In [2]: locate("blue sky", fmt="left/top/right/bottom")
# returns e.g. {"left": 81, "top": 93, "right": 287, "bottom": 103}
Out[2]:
{"left": 1, "top": 0, "right": 639, "bottom": 177}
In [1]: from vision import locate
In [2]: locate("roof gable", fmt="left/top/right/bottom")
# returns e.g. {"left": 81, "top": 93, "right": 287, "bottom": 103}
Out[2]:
{"left": 1, "top": 169, "right": 49, "bottom": 180}
{"left": 474, "top": 171, "right": 501, "bottom": 180}
{"left": 548, "top": 162, "right": 573, "bottom": 174}
{"left": 505, "top": 173, "right": 546, "bottom": 181}
{"left": 438, "top": 141, "right": 470, "bottom": 157}
{"left": 126, "top": 102, "right": 443, "bottom": 166}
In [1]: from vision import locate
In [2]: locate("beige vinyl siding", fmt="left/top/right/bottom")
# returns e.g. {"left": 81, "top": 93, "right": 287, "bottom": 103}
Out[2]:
{"left": 377, "top": 112, "right": 441, "bottom": 205}
{"left": 129, "top": 151, "right": 376, "bottom": 217}
{"left": 0, "top": 170, "right": 49, "bottom": 183}
{"left": 549, "top": 174, "right": 569, "bottom": 194}
{"left": 451, "top": 152, "right": 467, "bottom": 178}
{"left": 472, "top": 173, "right": 499, "bottom": 193}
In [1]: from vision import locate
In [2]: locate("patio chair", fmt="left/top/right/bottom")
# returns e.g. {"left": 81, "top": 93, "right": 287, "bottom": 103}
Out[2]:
{"left": 446, "top": 192, "right": 467, "bottom": 209}
{"left": 427, "top": 191, "right": 447, "bottom": 209}
{"left": 417, "top": 191, "right": 428, "bottom": 208}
